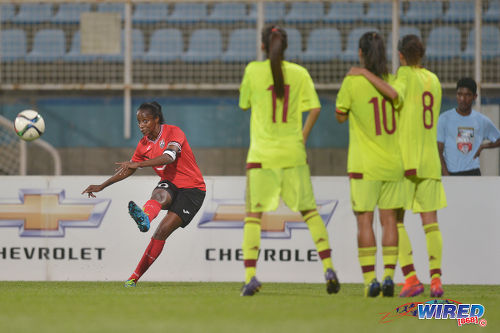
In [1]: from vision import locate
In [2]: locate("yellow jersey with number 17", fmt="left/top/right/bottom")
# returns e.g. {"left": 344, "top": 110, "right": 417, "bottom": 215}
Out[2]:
{"left": 336, "top": 74, "right": 404, "bottom": 181}
{"left": 392, "top": 66, "right": 442, "bottom": 179}
{"left": 239, "top": 59, "right": 321, "bottom": 169}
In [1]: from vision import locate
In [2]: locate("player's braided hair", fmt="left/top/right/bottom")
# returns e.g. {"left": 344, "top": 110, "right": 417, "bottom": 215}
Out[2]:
{"left": 359, "top": 31, "right": 388, "bottom": 78}
{"left": 138, "top": 101, "right": 165, "bottom": 124}
{"left": 398, "top": 34, "right": 425, "bottom": 66}
{"left": 262, "top": 25, "right": 287, "bottom": 99}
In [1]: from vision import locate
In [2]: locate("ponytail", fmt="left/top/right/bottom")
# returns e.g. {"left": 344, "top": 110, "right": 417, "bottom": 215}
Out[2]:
{"left": 262, "top": 25, "right": 287, "bottom": 99}
{"left": 359, "top": 32, "right": 388, "bottom": 78}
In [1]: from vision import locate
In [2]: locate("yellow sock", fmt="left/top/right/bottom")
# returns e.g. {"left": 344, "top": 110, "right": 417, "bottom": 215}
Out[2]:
{"left": 242, "top": 217, "right": 261, "bottom": 284}
{"left": 397, "top": 223, "right": 417, "bottom": 280}
{"left": 358, "top": 246, "right": 377, "bottom": 285}
{"left": 382, "top": 246, "right": 398, "bottom": 279}
{"left": 424, "top": 222, "right": 443, "bottom": 279}
{"left": 304, "top": 211, "right": 333, "bottom": 272}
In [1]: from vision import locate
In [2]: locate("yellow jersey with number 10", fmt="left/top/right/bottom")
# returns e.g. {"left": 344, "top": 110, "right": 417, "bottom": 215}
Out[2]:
{"left": 336, "top": 74, "right": 404, "bottom": 181}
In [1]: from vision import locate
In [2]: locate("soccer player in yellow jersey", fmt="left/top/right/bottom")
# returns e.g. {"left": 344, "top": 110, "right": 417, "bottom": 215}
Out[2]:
{"left": 351, "top": 35, "right": 446, "bottom": 298}
{"left": 238, "top": 25, "right": 340, "bottom": 296}
{"left": 336, "top": 32, "right": 404, "bottom": 297}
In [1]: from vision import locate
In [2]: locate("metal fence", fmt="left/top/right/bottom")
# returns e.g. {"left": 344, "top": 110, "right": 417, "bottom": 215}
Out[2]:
{"left": 0, "top": 0, "right": 498, "bottom": 137}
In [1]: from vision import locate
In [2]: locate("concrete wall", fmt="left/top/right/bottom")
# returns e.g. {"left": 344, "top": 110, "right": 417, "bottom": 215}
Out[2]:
{"left": 27, "top": 146, "right": 348, "bottom": 176}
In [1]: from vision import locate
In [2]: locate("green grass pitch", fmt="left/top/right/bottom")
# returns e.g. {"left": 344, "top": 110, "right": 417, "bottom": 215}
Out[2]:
{"left": 0, "top": 282, "right": 498, "bottom": 333}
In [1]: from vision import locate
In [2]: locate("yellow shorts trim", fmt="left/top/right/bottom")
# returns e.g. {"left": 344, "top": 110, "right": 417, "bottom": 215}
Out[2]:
{"left": 350, "top": 179, "right": 407, "bottom": 212}
{"left": 246, "top": 165, "right": 317, "bottom": 213}
{"left": 404, "top": 177, "right": 447, "bottom": 213}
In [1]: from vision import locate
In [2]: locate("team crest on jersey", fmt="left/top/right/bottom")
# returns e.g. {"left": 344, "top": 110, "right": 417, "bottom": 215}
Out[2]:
{"left": 159, "top": 139, "right": 165, "bottom": 149}
{"left": 456, "top": 127, "right": 474, "bottom": 154}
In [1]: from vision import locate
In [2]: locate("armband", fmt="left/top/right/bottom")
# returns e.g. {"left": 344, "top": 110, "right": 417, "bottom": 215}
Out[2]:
{"left": 164, "top": 149, "right": 177, "bottom": 161}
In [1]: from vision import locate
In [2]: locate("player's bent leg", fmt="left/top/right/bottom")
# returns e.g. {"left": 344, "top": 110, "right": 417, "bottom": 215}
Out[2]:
{"left": 302, "top": 209, "right": 340, "bottom": 294}
{"left": 125, "top": 237, "right": 166, "bottom": 287}
{"left": 379, "top": 209, "right": 398, "bottom": 297}
{"left": 356, "top": 211, "right": 378, "bottom": 297}
{"left": 421, "top": 211, "right": 444, "bottom": 297}
{"left": 124, "top": 213, "right": 181, "bottom": 287}
{"left": 128, "top": 201, "right": 151, "bottom": 232}
{"left": 152, "top": 211, "right": 183, "bottom": 240}
{"left": 242, "top": 213, "right": 262, "bottom": 295}
{"left": 396, "top": 210, "right": 424, "bottom": 297}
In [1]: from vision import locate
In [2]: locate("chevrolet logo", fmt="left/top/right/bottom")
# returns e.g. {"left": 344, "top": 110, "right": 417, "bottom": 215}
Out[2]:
{"left": 198, "top": 200, "right": 338, "bottom": 239}
{"left": 0, "top": 189, "right": 111, "bottom": 237}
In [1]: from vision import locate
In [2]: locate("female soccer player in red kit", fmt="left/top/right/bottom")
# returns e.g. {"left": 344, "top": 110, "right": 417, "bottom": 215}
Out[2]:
{"left": 82, "top": 101, "right": 206, "bottom": 287}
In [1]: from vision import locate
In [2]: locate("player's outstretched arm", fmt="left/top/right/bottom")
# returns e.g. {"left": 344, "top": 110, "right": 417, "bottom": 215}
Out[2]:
{"left": 347, "top": 67, "right": 398, "bottom": 101}
{"left": 303, "top": 108, "right": 320, "bottom": 144}
{"left": 82, "top": 167, "right": 135, "bottom": 198}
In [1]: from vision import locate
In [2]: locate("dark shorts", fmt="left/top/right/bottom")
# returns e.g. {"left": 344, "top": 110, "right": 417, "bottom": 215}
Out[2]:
{"left": 449, "top": 168, "right": 481, "bottom": 176}
{"left": 155, "top": 180, "right": 206, "bottom": 228}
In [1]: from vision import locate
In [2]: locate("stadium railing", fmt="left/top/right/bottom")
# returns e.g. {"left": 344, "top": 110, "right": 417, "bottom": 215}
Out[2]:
{"left": 0, "top": 0, "right": 497, "bottom": 138}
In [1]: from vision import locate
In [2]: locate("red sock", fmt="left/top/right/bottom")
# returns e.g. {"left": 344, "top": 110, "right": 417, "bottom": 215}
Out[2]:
{"left": 128, "top": 237, "right": 165, "bottom": 281}
{"left": 143, "top": 199, "right": 162, "bottom": 222}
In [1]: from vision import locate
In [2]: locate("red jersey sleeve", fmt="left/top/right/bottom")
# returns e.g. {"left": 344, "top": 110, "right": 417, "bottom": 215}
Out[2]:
{"left": 131, "top": 138, "right": 148, "bottom": 162}
{"left": 167, "top": 127, "right": 186, "bottom": 153}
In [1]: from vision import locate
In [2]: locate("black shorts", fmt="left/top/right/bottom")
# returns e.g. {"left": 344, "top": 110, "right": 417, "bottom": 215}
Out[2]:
{"left": 155, "top": 180, "right": 206, "bottom": 228}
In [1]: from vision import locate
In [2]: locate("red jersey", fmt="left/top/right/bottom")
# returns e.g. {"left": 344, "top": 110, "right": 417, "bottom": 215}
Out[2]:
{"left": 132, "top": 124, "right": 206, "bottom": 191}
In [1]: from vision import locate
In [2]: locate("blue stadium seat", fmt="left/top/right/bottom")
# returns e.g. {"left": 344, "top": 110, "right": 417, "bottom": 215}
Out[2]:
{"left": 425, "top": 27, "right": 461, "bottom": 61}
{"left": 52, "top": 4, "right": 92, "bottom": 24}
{"left": 0, "top": 4, "right": 16, "bottom": 23}
{"left": 206, "top": 3, "right": 248, "bottom": 23}
{"left": 1, "top": 29, "right": 26, "bottom": 61}
{"left": 167, "top": 3, "right": 207, "bottom": 24}
{"left": 462, "top": 26, "right": 500, "bottom": 60}
{"left": 402, "top": 2, "right": 443, "bottom": 23}
{"left": 363, "top": 3, "right": 396, "bottom": 23}
{"left": 324, "top": 2, "right": 363, "bottom": 23}
{"left": 484, "top": 0, "right": 500, "bottom": 22}
{"left": 132, "top": 3, "right": 169, "bottom": 23}
{"left": 386, "top": 26, "right": 421, "bottom": 58}
{"left": 340, "top": 27, "right": 380, "bottom": 62}
{"left": 221, "top": 29, "right": 257, "bottom": 63}
{"left": 249, "top": 3, "right": 286, "bottom": 22}
{"left": 97, "top": 3, "right": 125, "bottom": 15}
{"left": 12, "top": 4, "right": 53, "bottom": 23}
{"left": 143, "top": 29, "right": 183, "bottom": 62}
{"left": 183, "top": 29, "right": 222, "bottom": 62}
{"left": 284, "top": 28, "right": 302, "bottom": 61}
{"left": 102, "top": 29, "right": 145, "bottom": 62}
{"left": 442, "top": 0, "right": 475, "bottom": 22}
{"left": 284, "top": 2, "right": 324, "bottom": 23}
{"left": 26, "top": 29, "right": 65, "bottom": 62}
{"left": 302, "top": 28, "right": 342, "bottom": 62}
{"left": 65, "top": 31, "right": 99, "bottom": 62}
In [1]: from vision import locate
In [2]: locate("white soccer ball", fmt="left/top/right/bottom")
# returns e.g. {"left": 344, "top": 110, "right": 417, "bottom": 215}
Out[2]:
{"left": 14, "top": 110, "right": 45, "bottom": 141}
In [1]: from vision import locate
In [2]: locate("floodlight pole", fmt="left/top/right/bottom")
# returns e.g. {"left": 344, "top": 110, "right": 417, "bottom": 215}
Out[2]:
{"left": 391, "top": 0, "right": 400, "bottom": 74}
{"left": 124, "top": 1, "right": 132, "bottom": 139}
{"left": 256, "top": 1, "right": 264, "bottom": 61}
{"left": 474, "top": 0, "right": 482, "bottom": 112}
